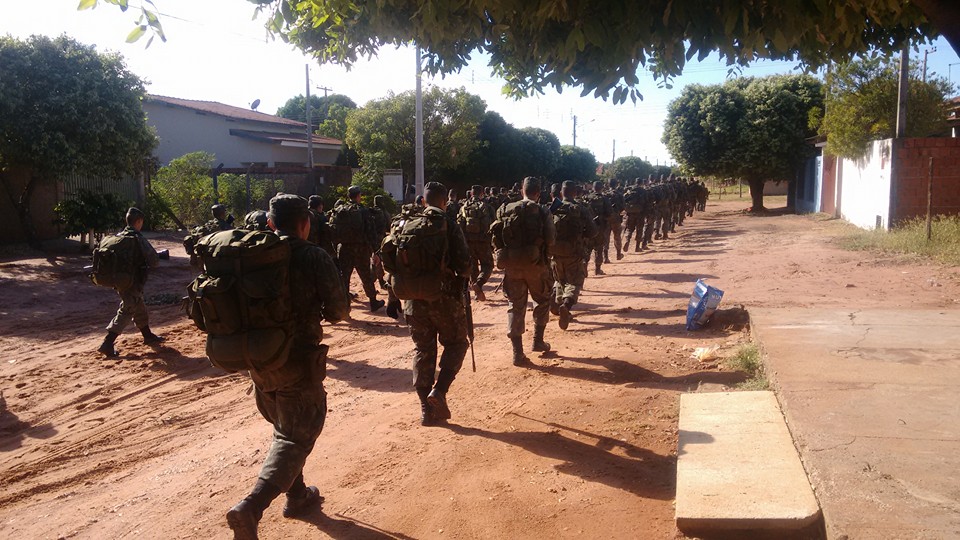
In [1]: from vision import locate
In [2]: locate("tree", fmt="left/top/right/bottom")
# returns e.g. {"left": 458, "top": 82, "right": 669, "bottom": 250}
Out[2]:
{"left": 549, "top": 146, "right": 598, "bottom": 183}
{"left": 0, "top": 34, "right": 156, "bottom": 246}
{"left": 517, "top": 128, "right": 562, "bottom": 179}
{"left": 276, "top": 93, "right": 357, "bottom": 132}
{"left": 821, "top": 56, "right": 953, "bottom": 159}
{"left": 662, "top": 74, "right": 824, "bottom": 210}
{"left": 605, "top": 156, "right": 654, "bottom": 182}
{"left": 251, "top": 0, "right": 943, "bottom": 101}
{"left": 345, "top": 87, "right": 486, "bottom": 186}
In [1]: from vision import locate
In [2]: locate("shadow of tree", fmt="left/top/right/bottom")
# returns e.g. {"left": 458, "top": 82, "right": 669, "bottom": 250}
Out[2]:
{"left": 529, "top": 355, "right": 747, "bottom": 391}
{"left": 0, "top": 391, "right": 58, "bottom": 452}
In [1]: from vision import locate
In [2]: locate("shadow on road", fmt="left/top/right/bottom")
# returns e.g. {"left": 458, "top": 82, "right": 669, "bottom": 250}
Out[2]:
{"left": 530, "top": 355, "right": 747, "bottom": 391}
{"left": 0, "top": 391, "right": 58, "bottom": 452}
{"left": 325, "top": 359, "right": 410, "bottom": 393}
{"left": 295, "top": 508, "right": 417, "bottom": 540}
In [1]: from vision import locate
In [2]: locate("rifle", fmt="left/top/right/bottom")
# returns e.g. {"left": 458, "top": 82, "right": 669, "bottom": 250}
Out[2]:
{"left": 463, "top": 278, "right": 476, "bottom": 372}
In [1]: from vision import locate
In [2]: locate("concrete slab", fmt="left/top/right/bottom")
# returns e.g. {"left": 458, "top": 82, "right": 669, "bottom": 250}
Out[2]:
{"left": 752, "top": 308, "right": 960, "bottom": 539}
{"left": 676, "top": 391, "right": 821, "bottom": 533}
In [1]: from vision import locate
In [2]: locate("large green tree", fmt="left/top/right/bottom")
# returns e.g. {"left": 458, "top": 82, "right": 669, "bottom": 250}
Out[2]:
{"left": 662, "top": 74, "right": 824, "bottom": 211}
{"left": 605, "top": 156, "right": 655, "bottom": 183}
{"left": 276, "top": 93, "right": 357, "bottom": 132}
{"left": 0, "top": 34, "right": 156, "bottom": 245}
{"left": 517, "top": 127, "right": 562, "bottom": 179}
{"left": 90, "top": 1, "right": 951, "bottom": 101}
{"left": 549, "top": 146, "right": 598, "bottom": 183}
{"left": 821, "top": 57, "right": 953, "bottom": 159}
{"left": 345, "top": 87, "right": 486, "bottom": 185}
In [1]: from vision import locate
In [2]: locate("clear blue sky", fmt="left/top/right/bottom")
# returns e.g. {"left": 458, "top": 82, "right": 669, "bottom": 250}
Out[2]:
{"left": 3, "top": 1, "right": 958, "bottom": 167}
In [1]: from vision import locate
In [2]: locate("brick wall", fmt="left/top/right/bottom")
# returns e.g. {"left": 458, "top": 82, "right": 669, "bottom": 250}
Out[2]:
{"left": 892, "top": 138, "right": 960, "bottom": 224}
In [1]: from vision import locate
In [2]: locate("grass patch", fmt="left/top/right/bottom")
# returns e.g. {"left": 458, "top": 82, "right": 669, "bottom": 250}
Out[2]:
{"left": 837, "top": 215, "right": 960, "bottom": 266}
{"left": 724, "top": 343, "right": 768, "bottom": 390}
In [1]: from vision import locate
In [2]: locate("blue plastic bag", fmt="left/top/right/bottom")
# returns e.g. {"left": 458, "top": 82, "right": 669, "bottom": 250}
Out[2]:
{"left": 686, "top": 279, "right": 724, "bottom": 331}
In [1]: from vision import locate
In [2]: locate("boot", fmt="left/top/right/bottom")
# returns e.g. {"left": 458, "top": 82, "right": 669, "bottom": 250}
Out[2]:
{"left": 386, "top": 300, "right": 401, "bottom": 320}
{"left": 97, "top": 331, "right": 119, "bottom": 358}
{"left": 369, "top": 299, "right": 385, "bottom": 312}
{"left": 558, "top": 301, "right": 572, "bottom": 331}
{"left": 141, "top": 327, "right": 164, "bottom": 346}
{"left": 417, "top": 387, "right": 435, "bottom": 426}
{"left": 282, "top": 486, "right": 323, "bottom": 518}
{"left": 511, "top": 337, "right": 530, "bottom": 366}
{"left": 473, "top": 282, "right": 486, "bottom": 302}
{"left": 532, "top": 326, "right": 551, "bottom": 352}
{"left": 616, "top": 251, "right": 624, "bottom": 260}
{"left": 427, "top": 388, "right": 452, "bottom": 420}
{"left": 226, "top": 500, "right": 260, "bottom": 540}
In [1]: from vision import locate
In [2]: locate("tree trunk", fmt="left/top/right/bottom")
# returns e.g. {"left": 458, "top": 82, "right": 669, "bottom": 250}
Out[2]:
{"left": 1, "top": 171, "right": 41, "bottom": 248}
{"left": 746, "top": 178, "right": 766, "bottom": 212}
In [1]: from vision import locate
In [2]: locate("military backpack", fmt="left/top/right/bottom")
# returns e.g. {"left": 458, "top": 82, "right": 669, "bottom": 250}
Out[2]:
{"left": 90, "top": 230, "right": 142, "bottom": 290}
{"left": 458, "top": 199, "right": 492, "bottom": 236}
{"left": 493, "top": 200, "right": 546, "bottom": 269}
{"left": 186, "top": 229, "right": 293, "bottom": 373}
{"left": 380, "top": 206, "right": 449, "bottom": 301}
{"left": 552, "top": 202, "right": 584, "bottom": 258}
{"left": 329, "top": 201, "right": 366, "bottom": 243}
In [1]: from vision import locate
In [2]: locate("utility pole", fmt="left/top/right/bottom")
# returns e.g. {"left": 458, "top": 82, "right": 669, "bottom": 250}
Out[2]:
{"left": 922, "top": 47, "right": 936, "bottom": 82}
{"left": 612, "top": 139, "right": 616, "bottom": 164}
{"left": 414, "top": 47, "right": 425, "bottom": 196}
{"left": 896, "top": 43, "right": 909, "bottom": 139}
{"left": 317, "top": 85, "right": 332, "bottom": 98}
{"left": 572, "top": 115, "right": 578, "bottom": 147}
{"left": 305, "top": 64, "right": 314, "bottom": 169}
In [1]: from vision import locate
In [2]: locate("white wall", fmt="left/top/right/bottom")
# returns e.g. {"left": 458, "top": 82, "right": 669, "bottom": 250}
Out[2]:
{"left": 144, "top": 103, "right": 339, "bottom": 167}
{"left": 839, "top": 139, "right": 893, "bottom": 229}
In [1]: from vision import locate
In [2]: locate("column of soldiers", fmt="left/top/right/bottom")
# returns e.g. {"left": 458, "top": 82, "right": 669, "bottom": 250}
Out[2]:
{"left": 112, "top": 175, "right": 707, "bottom": 539}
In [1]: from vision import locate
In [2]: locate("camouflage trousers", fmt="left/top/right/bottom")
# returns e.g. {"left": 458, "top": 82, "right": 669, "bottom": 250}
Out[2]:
{"left": 337, "top": 243, "right": 379, "bottom": 301}
{"left": 107, "top": 284, "right": 149, "bottom": 334}
{"left": 405, "top": 294, "right": 468, "bottom": 392}
{"left": 503, "top": 265, "right": 552, "bottom": 338}
{"left": 586, "top": 225, "right": 610, "bottom": 272}
{"left": 552, "top": 256, "right": 586, "bottom": 307}
{"left": 467, "top": 240, "right": 494, "bottom": 287}
{"left": 603, "top": 217, "right": 623, "bottom": 260}
{"left": 254, "top": 379, "right": 326, "bottom": 493}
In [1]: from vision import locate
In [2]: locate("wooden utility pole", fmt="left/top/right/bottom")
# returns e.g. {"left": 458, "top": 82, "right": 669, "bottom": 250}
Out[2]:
{"left": 896, "top": 44, "right": 910, "bottom": 138}
{"left": 305, "top": 64, "right": 314, "bottom": 170}
{"left": 926, "top": 157, "right": 934, "bottom": 241}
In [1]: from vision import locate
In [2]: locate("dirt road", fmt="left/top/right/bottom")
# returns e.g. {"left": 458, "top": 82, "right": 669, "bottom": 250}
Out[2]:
{"left": 1, "top": 200, "right": 957, "bottom": 539}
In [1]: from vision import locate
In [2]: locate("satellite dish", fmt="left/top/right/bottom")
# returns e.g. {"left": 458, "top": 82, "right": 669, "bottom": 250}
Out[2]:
{"left": 250, "top": 98, "right": 261, "bottom": 111}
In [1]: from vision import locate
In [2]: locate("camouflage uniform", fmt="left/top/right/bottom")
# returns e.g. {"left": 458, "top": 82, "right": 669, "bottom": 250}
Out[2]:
{"left": 106, "top": 227, "right": 159, "bottom": 335}
{"left": 579, "top": 191, "right": 611, "bottom": 274}
{"left": 604, "top": 188, "right": 625, "bottom": 261}
{"left": 334, "top": 201, "right": 380, "bottom": 302}
{"left": 404, "top": 207, "right": 471, "bottom": 400}
{"left": 457, "top": 197, "right": 496, "bottom": 290}
{"left": 308, "top": 209, "right": 337, "bottom": 259}
{"left": 551, "top": 199, "right": 598, "bottom": 309}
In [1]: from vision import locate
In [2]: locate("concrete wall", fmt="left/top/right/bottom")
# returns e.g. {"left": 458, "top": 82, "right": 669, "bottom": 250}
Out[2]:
{"left": 144, "top": 103, "right": 340, "bottom": 167}
{"left": 820, "top": 154, "right": 839, "bottom": 217}
{"left": 839, "top": 139, "right": 893, "bottom": 229}
{"left": 891, "top": 138, "right": 960, "bottom": 223}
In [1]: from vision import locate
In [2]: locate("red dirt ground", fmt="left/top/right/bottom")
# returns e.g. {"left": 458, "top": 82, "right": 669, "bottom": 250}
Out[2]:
{"left": 1, "top": 199, "right": 957, "bottom": 539}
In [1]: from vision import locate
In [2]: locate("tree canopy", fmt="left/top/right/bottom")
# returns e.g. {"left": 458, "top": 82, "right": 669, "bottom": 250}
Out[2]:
{"left": 821, "top": 57, "right": 953, "bottom": 159}
{"left": 0, "top": 34, "right": 156, "bottom": 244}
{"left": 276, "top": 93, "right": 357, "bottom": 132}
{"left": 605, "top": 156, "right": 655, "bottom": 183}
{"left": 662, "top": 74, "right": 823, "bottom": 210}
{"left": 549, "top": 146, "right": 598, "bottom": 184}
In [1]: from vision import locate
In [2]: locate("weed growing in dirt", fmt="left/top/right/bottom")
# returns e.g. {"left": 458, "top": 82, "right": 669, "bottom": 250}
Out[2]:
{"left": 725, "top": 343, "right": 768, "bottom": 390}
{"left": 838, "top": 215, "right": 960, "bottom": 266}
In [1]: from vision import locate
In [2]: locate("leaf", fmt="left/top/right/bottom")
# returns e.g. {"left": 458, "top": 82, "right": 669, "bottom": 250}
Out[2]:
{"left": 77, "top": 0, "right": 98, "bottom": 11}
{"left": 125, "top": 25, "right": 147, "bottom": 43}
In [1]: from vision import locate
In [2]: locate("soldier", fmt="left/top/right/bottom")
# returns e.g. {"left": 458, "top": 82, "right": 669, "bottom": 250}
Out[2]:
{"left": 605, "top": 179, "right": 626, "bottom": 261}
{"left": 403, "top": 182, "right": 471, "bottom": 426}
{"left": 370, "top": 195, "right": 392, "bottom": 290}
{"left": 183, "top": 204, "right": 235, "bottom": 267}
{"left": 491, "top": 177, "right": 556, "bottom": 365}
{"left": 307, "top": 195, "right": 337, "bottom": 259}
{"left": 97, "top": 207, "right": 163, "bottom": 357}
{"left": 457, "top": 185, "right": 496, "bottom": 301}
{"left": 243, "top": 210, "right": 269, "bottom": 232}
{"left": 579, "top": 181, "right": 612, "bottom": 275}
{"left": 446, "top": 189, "right": 461, "bottom": 221}
{"left": 622, "top": 180, "right": 647, "bottom": 252}
{"left": 331, "top": 186, "right": 385, "bottom": 312}
{"left": 226, "top": 194, "right": 350, "bottom": 539}
{"left": 551, "top": 181, "right": 599, "bottom": 330}
{"left": 212, "top": 204, "right": 235, "bottom": 230}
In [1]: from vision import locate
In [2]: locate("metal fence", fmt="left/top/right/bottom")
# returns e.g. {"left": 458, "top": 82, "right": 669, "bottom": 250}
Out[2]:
{"left": 61, "top": 174, "right": 141, "bottom": 205}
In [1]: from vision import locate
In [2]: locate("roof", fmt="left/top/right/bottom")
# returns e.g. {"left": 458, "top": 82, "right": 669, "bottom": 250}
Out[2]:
{"left": 146, "top": 95, "right": 306, "bottom": 128}
{"left": 229, "top": 129, "right": 342, "bottom": 148}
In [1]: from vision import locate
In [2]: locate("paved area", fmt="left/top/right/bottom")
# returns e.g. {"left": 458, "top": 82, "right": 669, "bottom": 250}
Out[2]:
{"left": 751, "top": 308, "right": 960, "bottom": 540}
{"left": 676, "top": 391, "right": 821, "bottom": 534}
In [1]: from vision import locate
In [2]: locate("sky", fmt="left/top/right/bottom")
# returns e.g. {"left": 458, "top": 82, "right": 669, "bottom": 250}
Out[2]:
{"left": 3, "top": 0, "right": 959, "bottom": 167}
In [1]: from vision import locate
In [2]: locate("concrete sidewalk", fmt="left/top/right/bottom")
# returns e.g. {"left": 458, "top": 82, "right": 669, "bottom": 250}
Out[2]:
{"left": 751, "top": 308, "right": 960, "bottom": 539}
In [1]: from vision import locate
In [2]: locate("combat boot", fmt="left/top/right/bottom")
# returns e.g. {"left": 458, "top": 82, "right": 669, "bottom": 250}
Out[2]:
{"left": 473, "top": 282, "right": 486, "bottom": 301}
{"left": 511, "top": 337, "right": 530, "bottom": 366}
{"left": 97, "top": 332, "right": 119, "bottom": 358}
{"left": 386, "top": 300, "right": 402, "bottom": 320}
{"left": 558, "top": 301, "right": 572, "bottom": 331}
{"left": 283, "top": 486, "right": 323, "bottom": 518}
{"left": 532, "top": 327, "right": 551, "bottom": 353}
{"left": 369, "top": 299, "right": 385, "bottom": 312}
{"left": 427, "top": 388, "right": 452, "bottom": 420}
{"left": 417, "top": 387, "right": 436, "bottom": 426}
{"left": 226, "top": 500, "right": 260, "bottom": 540}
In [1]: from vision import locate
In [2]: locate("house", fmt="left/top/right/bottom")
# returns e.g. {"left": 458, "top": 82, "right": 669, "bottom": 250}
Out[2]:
{"left": 144, "top": 95, "right": 343, "bottom": 168}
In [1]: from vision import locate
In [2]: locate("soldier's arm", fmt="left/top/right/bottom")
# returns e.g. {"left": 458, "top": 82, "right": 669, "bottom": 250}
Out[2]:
{"left": 315, "top": 249, "right": 350, "bottom": 323}
{"left": 447, "top": 217, "right": 471, "bottom": 277}
{"left": 542, "top": 207, "right": 556, "bottom": 248}
{"left": 139, "top": 236, "right": 160, "bottom": 268}
{"left": 583, "top": 211, "right": 599, "bottom": 240}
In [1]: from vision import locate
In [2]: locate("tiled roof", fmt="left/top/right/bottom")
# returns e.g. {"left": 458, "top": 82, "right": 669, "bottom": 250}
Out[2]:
{"left": 146, "top": 95, "right": 305, "bottom": 127}
{"left": 229, "top": 129, "right": 342, "bottom": 147}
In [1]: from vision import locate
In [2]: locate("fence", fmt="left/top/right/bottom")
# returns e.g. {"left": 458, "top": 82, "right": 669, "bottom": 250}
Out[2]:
{"left": 62, "top": 174, "right": 142, "bottom": 206}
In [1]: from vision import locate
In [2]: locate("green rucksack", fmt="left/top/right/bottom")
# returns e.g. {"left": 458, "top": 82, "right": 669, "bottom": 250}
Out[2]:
{"left": 329, "top": 201, "right": 365, "bottom": 243}
{"left": 552, "top": 202, "right": 584, "bottom": 258}
{"left": 493, "top": 200, "right": 546, "bottom": 269}
{"left": 90, "top": 230, "right": 141, "bottom": 290}
{"left": 380, "top": 206, "right": 449, "bottom": 301}
{"left": 186, "top": 229, "right": 293, "bottom": 373}
{"left": 458, "top": 199, "right": 492, "bottom": 236}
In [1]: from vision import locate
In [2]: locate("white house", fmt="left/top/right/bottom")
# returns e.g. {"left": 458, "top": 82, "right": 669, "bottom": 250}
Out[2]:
{"left": 144, "top": 95, "right": 342, "bottom": 168}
